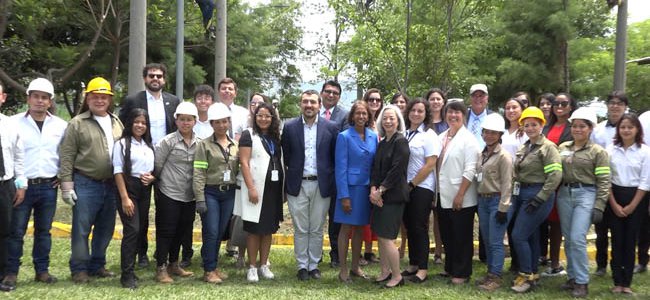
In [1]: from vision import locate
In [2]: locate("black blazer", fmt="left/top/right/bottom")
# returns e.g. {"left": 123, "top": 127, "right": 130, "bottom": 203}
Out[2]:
{"left": 370, "top": 133, "right": 410, "bottom": 204}
{"left": 119, "top": 90, "right": 180, "bottom": 134}
{"left": 542, "top": 120, "right": 573, "bottom": 145}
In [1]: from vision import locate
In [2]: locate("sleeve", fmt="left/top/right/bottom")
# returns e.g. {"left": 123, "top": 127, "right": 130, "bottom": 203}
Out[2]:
{"left": 335, "top": 133, "right": 350, "bottom": 200}
{"left": 153, "top": 136, "right": 171, "bottom": 178}
{"left": 370, "top": 141, "right": 382, "bottom": 188}
{"left": 112, "top": 139, "right": 125, "bottom": 174}
{"left": 497, "top": 152, "right": 514, "bottom": 212}
{"left": 239, "top": 129, "right": 253, "bottom": 147}
{"left": 593, "top": 147, "right": 611, "bottom": 212}
{"left": 461, "top": 137, "right": 479, "bottom": 181}
{"left": 12, "top": 129, "right": 26, "bottom": 188}
{"left": 281, "top": 123, "right": 291, "bottom": 169}
{"left": 58, "top": 122, "right": 77, "bottom": 182}
{"left": 536, "top": 143, "right": 563, "bottom": 201}
{"left": 380, "top": 137, "right": 410, "bottom": 190}
{"left": 638, "top": 146, "right": 650, "bottom": 191}
{"left": 193, "top": 141, "right": 208, "bottom": 202}
{"left": 424, "top": 130, "right": 441, "bottom": 157}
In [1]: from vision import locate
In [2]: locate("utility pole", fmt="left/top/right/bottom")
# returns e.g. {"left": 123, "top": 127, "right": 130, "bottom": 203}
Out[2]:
{"left": 214, "top": 0, "right": 227, "bottom": 90}
{"left": 176, "top": 0, "right": 184, "bottom": 99}
{"left": 128, "top": 0, "right": 146, "bottom": 95}
{"left": 613, "top": 0, "right": 627, "bottom": 91}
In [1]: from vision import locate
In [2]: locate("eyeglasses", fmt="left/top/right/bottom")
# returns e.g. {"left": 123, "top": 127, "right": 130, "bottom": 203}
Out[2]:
{"left": 607, "top": 100, "right": 625, "bottom": 107}
{"left": 554, "top": 101, "right": 570, "bottom": 108}
{"left": 256, "top": 114, "right": 273, "bottom": 119}
{"left": 367, "top": 97, "right": 382, "bottom": 103}
{"left": 147, "top": 74, "right": 164, "bottom": 79}
{"left": 323, "top": 89, "right": 340, "bottom": 96}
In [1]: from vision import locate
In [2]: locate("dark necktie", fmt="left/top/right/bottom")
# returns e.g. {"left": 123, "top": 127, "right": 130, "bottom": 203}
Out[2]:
{"left": 0, "top": 135, "right": 6, "bottom": 178}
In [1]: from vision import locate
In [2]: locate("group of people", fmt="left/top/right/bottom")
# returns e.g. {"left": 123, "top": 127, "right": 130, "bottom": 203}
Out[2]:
{"left": 0, "top": 67, "right": 649, "bottom": 297}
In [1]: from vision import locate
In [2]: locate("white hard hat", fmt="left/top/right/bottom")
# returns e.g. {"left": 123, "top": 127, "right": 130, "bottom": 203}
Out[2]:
{"left": 568, "top": 107, "right": 598, "bottom": 127}
{"left": 207, "top": 102, "right": 231, "bottom": 121}
{"left": 174, "top": 101, "right": 199, "bottom": 119}
{"left": 26, "top": 78, "right": 55, "bottom": 99}
{"left": 481, "top": 113, "right": 505, "bottom": 133}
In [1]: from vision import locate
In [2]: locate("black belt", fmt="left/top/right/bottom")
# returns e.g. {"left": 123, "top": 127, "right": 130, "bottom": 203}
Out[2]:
{"left": 520, "top": 182, "right": 543, "bottom": 188}
{"left": 563, "top": 182, "right": 595, "bottom": 188}
{"left": 28, "top": 177, "right": 57, "bottom": 185}
{"left": 479, "top": 192, "right": 501, "bottom": 198}
{"left": 302, "top": 175, "right": 318, "bottom": 181}
{"left": 207, "top": 184, "right": 236, "bottom": 192}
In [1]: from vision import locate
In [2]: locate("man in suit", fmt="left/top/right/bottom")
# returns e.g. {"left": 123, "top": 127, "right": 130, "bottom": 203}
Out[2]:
{"left": 282, "top": 90, "right": 338, "bottom": 281}
{"left": 118, "top": 63, "right": 181, "bottom": 268}
{"left": 319, "top": 80, "right": 348, "bottom": 268}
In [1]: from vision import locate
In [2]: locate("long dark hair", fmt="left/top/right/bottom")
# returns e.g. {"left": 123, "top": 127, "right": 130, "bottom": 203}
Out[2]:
{"left": 404, "top": 97, "right": 431, "bottom": 129}
{"left": 252, "top": 102, "right": 281, "bottom": 143}
{"left": 547, "top": 92, "right": 577, "bottom": 127}
{"left": 614, "top": 113, "right": 644, "bottom": 147}
{"left": 362, "top": 88, "right": 383, "bottom": 120}
{"left": 119, "top": 108, "right": 153, "bottom": 177}
{"left": 503, "top": 98, "right": 526, "bottom": 138}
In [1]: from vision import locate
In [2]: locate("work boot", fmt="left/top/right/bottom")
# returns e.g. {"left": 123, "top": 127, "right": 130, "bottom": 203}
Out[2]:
{"left": 511, "top": 273, "right": 534, "bottom": 293}
{"left": 168, "top": 262, "right": 193, "bottom": 277}
{"left": 571, "top": 283, "right": 588, "bottom": 298}
{"left": 155, "top": 265, "right": 174, "bottom": 283}
{"left": 35, "top": 272, "right": 57, "bottom": 284}
{"left": 215, "top": 268, "right": 228, "bottom": 280}
{"left": 203, "top": 271, "right": 222, "bottom": 284}
{"left": 1, "top": 274, "right": 17, "bottom": 290}
{"left": 71, "top": 272, "right": 89, "bottom": 284}
{"left": 478, "top": 273, "right": 501, "bottom": 292}
{"left": 560, "top": 278, "right": 575, "bottom": 290}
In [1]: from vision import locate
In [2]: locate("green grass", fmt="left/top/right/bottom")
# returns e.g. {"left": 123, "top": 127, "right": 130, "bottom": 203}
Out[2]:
{"left": 3, "top": 237, "right": 648, "bottom": 299}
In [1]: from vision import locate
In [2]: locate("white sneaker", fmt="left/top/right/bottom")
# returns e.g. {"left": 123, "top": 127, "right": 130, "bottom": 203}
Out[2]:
{"left": 247, "top": 267, "right": 259, "bottom": 282}
{"left": 258, "top": 264, "right": 275, "bottom": 279}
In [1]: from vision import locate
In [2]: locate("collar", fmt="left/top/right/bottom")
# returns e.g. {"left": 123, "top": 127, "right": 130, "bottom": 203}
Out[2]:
{"left": 524, "top": 134, "right": 546, "bottom": 146}
{"left": 301, "top": 115, "right": 319, "bottom": 126}
{"left": 146, "top": 90, "right": 162, "bottom": 102}
{"left": 469, "top": 108, "right": 487, "bottom": 119}
{"left": 408, "top": 123, "right": 427, "bottom": 134}
{"left": 22, "top": 110, "right": 53, "bottom": 119}
{"left": 211, "top": 134, "right": 235, "bottom": 146}
{"left": 173, "top": 130, "right": 196, "bottom": 143}
{"left": 614, "top": 143, "right": 640, "bottom": 152}
{"left": 79, "top": 110, "right": 116, "bottom": 120}
{"left": 483, "top": 143, "right": 503, "bottom": 154}
{"left": 566, "top": 140, "right": 594, "bottom": 151}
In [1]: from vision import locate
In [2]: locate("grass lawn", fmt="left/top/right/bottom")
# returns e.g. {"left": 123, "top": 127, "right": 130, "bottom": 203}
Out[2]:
{"left": 3, "top": 237, "right": 648, "bottom": 299}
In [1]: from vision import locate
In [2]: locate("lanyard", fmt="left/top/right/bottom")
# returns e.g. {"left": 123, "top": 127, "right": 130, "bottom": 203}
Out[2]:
{"left": 261, "top": 135, "right": 275, "bottom": 156}
{"left": 215, "top": 140, "right": 232, "bottom": 170}
{"left": 406, "top": 129, "right": 419, "bottom": 143}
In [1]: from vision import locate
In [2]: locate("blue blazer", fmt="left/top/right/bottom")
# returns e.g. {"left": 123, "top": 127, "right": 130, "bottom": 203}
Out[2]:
{"left": 335, "top": 127, "right": 378, "bottom": 201}
{"left": 330, "top": 105, "right": 350, "bottom": 131}
{"left": 281, "top": 116, "right": 339, "bottom": 197}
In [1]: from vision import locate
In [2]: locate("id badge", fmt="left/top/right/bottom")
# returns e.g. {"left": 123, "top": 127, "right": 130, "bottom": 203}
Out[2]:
{"left": 476, "top": 172, "right": 483, "bottom": 183}
{"left": 271, "top": 170, "right": 279, "bottom": 182}
{"left": 223, "top": 170, "right": 231, "bottom": 182}
{"left": 513, "top": 181, "right": 521, "bottom": 196}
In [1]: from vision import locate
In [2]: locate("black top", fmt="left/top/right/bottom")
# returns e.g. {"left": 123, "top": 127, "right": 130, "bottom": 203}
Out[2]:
{"left": 370, "top": 133, "right": 410, "bottom": 204}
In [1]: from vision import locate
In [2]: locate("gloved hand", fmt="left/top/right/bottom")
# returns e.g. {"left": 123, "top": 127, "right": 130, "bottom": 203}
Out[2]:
{"left": 196, "top": 201, "right": 208, "bottom": 214}
{"left": 61, "top": 181, "right": 77, "bottom": 206}
{"left": 495, "top": 211, "right": 508, "bottom": 224}
{"left": 592, "top": 209, "right": 604, "bottom": 224}
{"left": 525, "top": 196, "right": 545, "bottom": 213}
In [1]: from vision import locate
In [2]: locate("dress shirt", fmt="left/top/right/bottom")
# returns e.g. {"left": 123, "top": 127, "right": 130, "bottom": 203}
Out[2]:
{"left": 226, "top": 103, "right": 249, "bottom": 139}
{"left": 607, "top": 143, "right": 650, "bottom": 190}
{"left": 112, "top": 137, "right": 155, "bottom": 178}
{"left": 0, "top": 113, "right": 26, "bottom": 185}
{"left": 302, "top": 116, "right": 318, "bottom": 177}
{"left": 11, "top": 111, "right": 67, "bottom": 179}
{"left": 146, "top": 90, "right": 167, "bottom": 145}
{"left": 155, "top": 131, "right": 198, "bottom": 202}
{"left": 468, "top": 109, "right": 488, "bottom": 149}
{"left": 406, "top": 124, "right": 441, "bottom": 192}
{"left": 194, "top": 119, "right": 213, "bottom": 139}
{"left": 502, "top": 128, "right": 528, "bottom": 164}
{"left": 591, "top": 119, "right": 616, "bottom": 148}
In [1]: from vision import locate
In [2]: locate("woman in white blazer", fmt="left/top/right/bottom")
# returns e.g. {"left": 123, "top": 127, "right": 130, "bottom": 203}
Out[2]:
{"left": 436, "top": 100, "right": 480, "bottom": 284}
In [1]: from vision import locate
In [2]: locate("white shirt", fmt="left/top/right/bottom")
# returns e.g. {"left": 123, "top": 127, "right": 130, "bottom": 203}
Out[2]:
{"left": 406, "top": 124, "right": 441, "bottom": 192}
{"left": 502, "top": 128, "right": 528, "bottom": 164}
{"left": 0, "top": 113, "right": 26, "bottom": 184}
{"left": 10, "top": 111, "right": 67, "bottom": 179}
{"left": 591, "top": 120, "right": 616, "bottom": 148}
{"left": 194, "top": 119, "right": 213, "bottom": 139}
{"left": 302, "top": 116, "right": 318, "bottom": 176}
{"left": 146, "top": 90, "right": 167, "bottom": 145}
{"left": 112, "top": 137, "right": 155, "bottom": 178}
{"left": 226, "top": 102, "right": 249, "bottom": 139}
{"left": 94, "top": 114, "right": 115, "bottom": 159}
{"left": 607, "top": 143, "right": 650, "bottom": 190}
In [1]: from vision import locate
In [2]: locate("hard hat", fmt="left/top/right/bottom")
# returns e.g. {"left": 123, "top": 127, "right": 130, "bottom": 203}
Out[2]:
{"left": 174, "top": 101, "right": 198, "bottom": 119}
{"left": 568, "top": 107, "right": 598, "bottom": 127}
{"left": 481, "top": 113, "right": 505, "bottom": 133}
{"left": 207, "top": 102, "right": 231, "bottom": 121}
{"left": 519, "top": 106, "right": 546, "bottom": 126}
{"left": 85, "top": 77, "right": 114, "bottom": 95}
{"left": 26, "top": 78, "right": 55, "bottom": 99}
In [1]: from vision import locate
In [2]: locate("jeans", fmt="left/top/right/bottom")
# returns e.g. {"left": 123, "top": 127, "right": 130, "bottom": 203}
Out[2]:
{"left": 477, "top": 194, "right": 512, "bottom": 276}
{"left": 116, "top": 176, "right": 151, "bottom": 276}
{"left": 511, "top": 184, "right": 554, "bottom": 274}
{"left": 0, "top": 179, "right": 16, "bottom": 277}
{"left": 69, "top": 173, "right": 117, "bottom": 274}
{"left": 7, "top": 182, "right": 57, "bottom": 275}
{"left": 557, "top": 185, "right": 595, "bottom": 284}
{"left": 200, "top": 186, "right": 235, "bottom": 272}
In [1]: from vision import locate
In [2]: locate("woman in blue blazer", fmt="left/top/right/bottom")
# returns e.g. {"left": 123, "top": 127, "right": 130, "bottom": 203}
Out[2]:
{"left": 335, "top": 101, "right": 378, "bottom": 283}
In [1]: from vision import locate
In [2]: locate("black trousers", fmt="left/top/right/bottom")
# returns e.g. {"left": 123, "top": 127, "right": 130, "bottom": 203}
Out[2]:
{"left": 609, "top": 185, "right": 644, "bottom": 288}
{"left": 116, "top": 177, "right": 151, "bottom": 276}
{"left": 155, "top": 190, "right": 195, "bottom": 267}
{"left": 136, "top": 186, "right": 151, "bottom": 260}
{"left": 404, "top": 187, "right": 433, "bottom": 269}
{"left": 507, "top": 208, "right": 519, "bottom": 271}
{"left": 0, "top": 179, "right": 16, "bottom": 277}
{"left": 438, "top": 205, "right": 476, "bottom": 278}
{"left": 636, "top": 197, "right": 649, "bottom": 266}
{"left": 328, "top": 192, "right": 340, "bottom": 262}
{"left": 595, "top": 205, "right": 612, "bottom": 269}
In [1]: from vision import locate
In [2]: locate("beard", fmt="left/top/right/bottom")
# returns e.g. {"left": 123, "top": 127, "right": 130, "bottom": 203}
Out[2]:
{"left": 146, "top": 81, "right": 164, "bottom": 92}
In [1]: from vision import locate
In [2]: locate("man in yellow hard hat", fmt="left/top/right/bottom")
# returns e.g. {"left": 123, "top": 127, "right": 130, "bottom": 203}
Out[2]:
{"left": 58, "top": 77, "right": 124, "bottom": 284}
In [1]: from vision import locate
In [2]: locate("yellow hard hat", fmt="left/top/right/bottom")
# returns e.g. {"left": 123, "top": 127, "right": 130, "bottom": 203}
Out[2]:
{"left": 85, "top": 77, "right": 114, "bottom": 95}
{"left": 519, "top": 106, "right": 546, "bottom": 126}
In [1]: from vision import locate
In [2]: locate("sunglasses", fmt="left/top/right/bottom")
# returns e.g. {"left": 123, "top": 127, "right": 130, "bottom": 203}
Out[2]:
{"left": 554, "top": 101, "right": 570, "bottom": 108}
{"left": 323, "top": 89, "right": 340, "bottom": 96}
{"left": 367, "top": 97, "right": 382, "bottom": 103}
{"left": 147, "top": 74, "right": 164, "bottom": 79}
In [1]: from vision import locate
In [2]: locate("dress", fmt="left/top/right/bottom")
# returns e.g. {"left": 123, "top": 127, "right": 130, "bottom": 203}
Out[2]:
{"left": 239, "top": 130, "right": 283, "bottom": 235}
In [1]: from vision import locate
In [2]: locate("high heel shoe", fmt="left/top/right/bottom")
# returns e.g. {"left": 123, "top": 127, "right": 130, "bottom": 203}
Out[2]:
{"left": 382, "top": 278, "right": 405, "bottom": 289}
{"left": 374, "top": 273, "right": 391, "bottom": 284}
{"left": 350, "top": 270, "right": 370, "bottom": 280}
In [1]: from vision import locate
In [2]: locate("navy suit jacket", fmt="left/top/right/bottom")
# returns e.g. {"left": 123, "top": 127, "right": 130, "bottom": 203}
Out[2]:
{"left": 119, "top": 90, "right": 180, "bottom": 134}
{"left": 335, "top": 127, "right": 377, "bottom": 201}
{"left": 329, "top": 105, "right": 350, "bottom": 131}
{"left": 281, "top": 116, "right": 338, "bottom": 198}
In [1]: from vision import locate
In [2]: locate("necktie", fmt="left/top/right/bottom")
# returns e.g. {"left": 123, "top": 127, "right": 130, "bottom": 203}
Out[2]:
{"left": 0, "top": 134, "right": 6, "bottom": 178}
{"left": 325, "top": 109, "right": 331, "bottom": 121}
{"left": 470, "top": 116, "right": 481, "bottom": 136}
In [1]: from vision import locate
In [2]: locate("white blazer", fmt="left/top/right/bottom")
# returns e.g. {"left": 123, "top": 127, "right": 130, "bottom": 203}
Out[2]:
{"left": 438, "top": 126, "right": 480, "bottom": 209}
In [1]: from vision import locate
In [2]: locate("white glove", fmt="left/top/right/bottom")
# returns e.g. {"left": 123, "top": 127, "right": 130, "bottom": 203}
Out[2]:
{"left": 61, "top": 181, "right": 77, "bottom": 206}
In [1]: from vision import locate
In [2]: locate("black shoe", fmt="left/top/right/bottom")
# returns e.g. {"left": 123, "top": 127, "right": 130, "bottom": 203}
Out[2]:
{"left": 0, "top": 282, "right": 16, "bottom": 292}
{"left": 408, "top": 275, "right": 427, "bottom": 283}
{"left": 633, "top": 264, "right": 647, "bottom": 274}
{"left": 297, "top": 268, "right": 309, "bottom": 281}
{"left": 375, "top": 273, "right": 392, "bottom": 284}
{"left": 594, "top": 267, "right": 606, "bottom": 276}
{"left": 309, "top": 269, "right": 322, "bottom": 280}
{"left": 226, "top": 250, "right": 238, "bottom": 257}
{"left": 401, "top": 269, "right": 417, "bottom": 277}
{"left": 382, "top": 278, "right": 405, "bottom": 289}
{"left": 120, "top": 275, "right": 138, "bottom": 289}
{"left": 137, "top": 256, "right": 150, "bottom": 268}
{"left": 179, "top": 258, "right": 191, "bottom": 269}
{"left": 89, "top": 268, "right": 115, "bottom": 278}
{"left": 330, "top": 260, "right": 340, "bottom": 268}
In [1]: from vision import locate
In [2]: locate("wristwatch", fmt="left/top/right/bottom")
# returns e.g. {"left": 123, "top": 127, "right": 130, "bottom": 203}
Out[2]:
{"left": 378, "top": 186, "right": 386, "bottom": 195}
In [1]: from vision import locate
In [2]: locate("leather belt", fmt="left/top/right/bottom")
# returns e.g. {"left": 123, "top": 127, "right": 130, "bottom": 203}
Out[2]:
{"left": 28, "top": 177, "right": 57, "bottom": 185}
{"left": 563, "top": 182, "right": 595, "bottom": 188}
{"left": 302, "top": 175, "right": 318, "bottom": 181}
{"left": 520, "top": 182, "right": 543, "bottom": 188}
{"left": 479, "top": 193, "right": 501, "bottom": 198}
{"left": 207, "top": 184, "right": 236, "bottom": 192}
